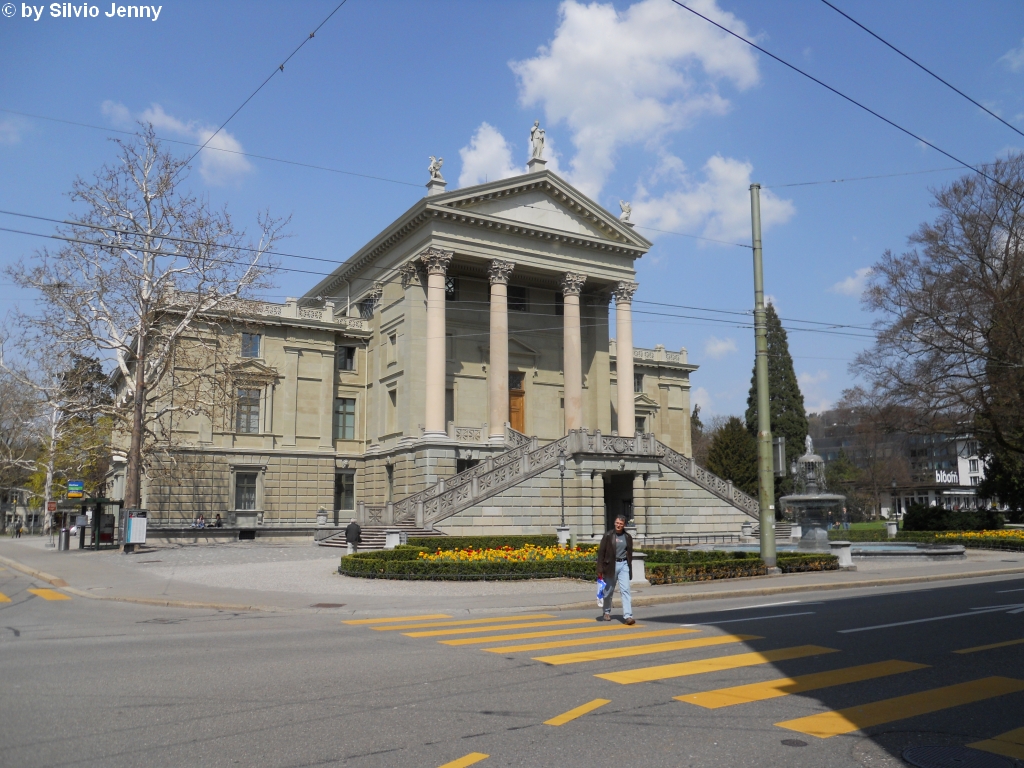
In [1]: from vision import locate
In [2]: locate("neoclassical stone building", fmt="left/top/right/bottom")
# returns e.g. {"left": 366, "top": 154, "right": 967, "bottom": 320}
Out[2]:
{"left": 128, "top": 158, "right": 758, "bottom": 538}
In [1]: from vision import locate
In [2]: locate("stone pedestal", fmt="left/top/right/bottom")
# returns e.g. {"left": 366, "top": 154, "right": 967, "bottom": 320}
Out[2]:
{"left": 384, "top": 529, "right": 402, "bottom": 550}
{"left": 556, "top": 525, "right": 571, "bottom": 549}
{"left": 630, "top": 552, "right": 649, "bottom": 585}
{"left": 741, "top": 521, "right": 753, "bottom": 537}
{"left": 790, "top": 524, "right": 802, "bottom": 541}
{"left": 886, "top": 521, "right": 898, "bottom": 539}
{"left": 830, "top": 540, "right": 855, "bottom": 570}
{"left": 316, "top": 509, "right": 328, "bottom": 527}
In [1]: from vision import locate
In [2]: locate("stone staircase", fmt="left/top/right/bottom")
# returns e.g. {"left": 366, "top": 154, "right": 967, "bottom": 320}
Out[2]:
{"left": 752, "top": 522, "right": 792, "bottom": 539}
{"left": 334, "top": 429, "right": 759, "bottom": 538}
{"left": 315, "top": 520, "right": 438, "bottom": 550}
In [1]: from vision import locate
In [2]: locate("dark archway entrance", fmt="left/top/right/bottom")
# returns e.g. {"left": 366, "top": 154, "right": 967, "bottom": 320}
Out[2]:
{"left": 603, "top": 472, "right": 634, "bottom": 531}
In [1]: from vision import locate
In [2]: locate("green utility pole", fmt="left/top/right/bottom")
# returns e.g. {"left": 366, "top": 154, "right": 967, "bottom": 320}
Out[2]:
{"left": 749, "top": 184, "right": 777, "bottom": 568}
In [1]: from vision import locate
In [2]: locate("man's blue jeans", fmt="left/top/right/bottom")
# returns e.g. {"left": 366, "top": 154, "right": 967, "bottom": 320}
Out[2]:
{"left": 603, "top": 559, "right": 632, "bottom": 618}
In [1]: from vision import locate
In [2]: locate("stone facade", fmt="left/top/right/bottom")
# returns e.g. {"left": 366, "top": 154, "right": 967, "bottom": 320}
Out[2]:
{"left": 118, "top": 167, "right": 758, "bottom": 536}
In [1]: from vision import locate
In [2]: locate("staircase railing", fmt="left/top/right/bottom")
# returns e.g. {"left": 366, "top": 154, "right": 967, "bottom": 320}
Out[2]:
{"left": 360, "top": 429, "right": 760, "bottom": 529}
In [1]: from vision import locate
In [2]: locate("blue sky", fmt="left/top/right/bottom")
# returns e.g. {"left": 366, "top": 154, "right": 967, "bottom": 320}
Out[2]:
{"left": 2, "top": 0, "right": 1023, "bottom": 417}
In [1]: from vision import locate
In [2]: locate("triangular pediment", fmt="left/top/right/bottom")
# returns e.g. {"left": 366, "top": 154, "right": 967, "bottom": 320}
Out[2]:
{"left": 634, "top": 393, "right": 661, "bottom": 409}
{"left": 229, "top": 360, "right": 279, "bottom": 380}
{"left": 432, "top": 171, "right": 651, "bottom": 249}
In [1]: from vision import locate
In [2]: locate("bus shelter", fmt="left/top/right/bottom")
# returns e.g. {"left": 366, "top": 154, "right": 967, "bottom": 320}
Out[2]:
{"left": 56, "top": 498, "right": 125, "bottom": 550}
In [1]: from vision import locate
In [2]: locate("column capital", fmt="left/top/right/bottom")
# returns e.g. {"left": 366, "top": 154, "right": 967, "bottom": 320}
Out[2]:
{"left": 419, "top": 246, "right": 454, "bottom": 275}
{"left": 365, "top": 281, "right": 384, "bottom": 309}
{"left": 399, "top": 262, "right": 421, "bottom": 289}
{"left": 560, "top": 271, "right": 587, "bottom": 296}
{"left": 613, "top": 280, "right": 638, "bottom": 304}
{"left": 488, "top": 259, "right": 515, "bottom": 285}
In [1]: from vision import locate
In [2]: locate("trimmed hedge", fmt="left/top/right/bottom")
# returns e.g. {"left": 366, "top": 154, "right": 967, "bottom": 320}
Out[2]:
{"left": 644, "top": 551, "right": 838, "bottom": 584}
{"left": 410, "top": 535, "right": 558, "bottom": 552}
{"left": 777, "top": 553, "right": 840, "bottom": 573}
{"left": 339, "top": 550, "right": 594, "bottom": 580}
{"left": 902, "top": 503, "right": 1004, "bottom": 532}
{"left": 640, "top": 549, "right": 761, "bottom": 565}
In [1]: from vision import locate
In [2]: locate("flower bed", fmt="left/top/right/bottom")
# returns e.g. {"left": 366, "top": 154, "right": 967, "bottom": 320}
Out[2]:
{"left": 411, "top": 535, "right": 559, "bottom": 552}
{"left": 339, "top": 543, "right": 595, "bottom": 581}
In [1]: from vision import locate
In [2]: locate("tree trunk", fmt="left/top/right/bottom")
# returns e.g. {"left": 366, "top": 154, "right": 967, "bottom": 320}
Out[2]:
{"left": 43, "top": 410, "right": 57, "bottom": 534}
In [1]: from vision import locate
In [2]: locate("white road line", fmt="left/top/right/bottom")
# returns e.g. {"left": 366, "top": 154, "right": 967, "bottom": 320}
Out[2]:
{"left": 996, "top": 588, "right": 1024, "bottom": 594}
{"left": 839, "top": 604, "right": 1024, "bottom": 634}
{"left": 682, "top": 611, "right": 815, "bottom": 627}
{"left": 720, "top": 600, "right": 802, "bottom": 612}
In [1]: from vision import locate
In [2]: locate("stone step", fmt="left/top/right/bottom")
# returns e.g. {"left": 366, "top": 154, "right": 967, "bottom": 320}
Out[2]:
{"left": 317, "top": 523, "right": 440, "bottom": 549}
{"left": 751, "top": 523, "right": 792, "bottom": 538}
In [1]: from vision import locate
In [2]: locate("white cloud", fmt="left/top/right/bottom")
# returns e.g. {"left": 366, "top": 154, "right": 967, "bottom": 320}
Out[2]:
{"left": 1000, "top": 38, "right": 1024, "bottom": 72}
{"left": 0, "top": 117, "right": 27, "bottom": 145}
{"left": 102, "top": 100, "right": 253, "bottom": 185}
{"left": 798, "top": 369, "right": 831, "bottom": 413}
{"left": 632, "top": 154, "right": 795, "bottom": 244}
{"left": 703, "top": 335, "right": 737, "bottom": 360}
{"left": 510, "top": 0, "right": 759, "bottom": 197}
{"left": 830, "top": 267, "right": 872, "bottom": 296}
{"left": 691, "top": 386, "right": 713, "bottom": 412}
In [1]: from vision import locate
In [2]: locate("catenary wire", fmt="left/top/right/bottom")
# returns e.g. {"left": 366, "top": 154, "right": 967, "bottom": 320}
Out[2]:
{"left": 177, "top": 1, "right": 350, "bottom": 175}
{"left": 819, "top": 0, "right": 1024, "bottom": 140}
{"left": 668, "top": 0, "right": 1024, "bottom": 201}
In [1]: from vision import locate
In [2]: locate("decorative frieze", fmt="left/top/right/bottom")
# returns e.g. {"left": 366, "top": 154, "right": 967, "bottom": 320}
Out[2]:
{"left": 487, "top": 259, "right": 515, "bottom": 285}
{"left": 419, "top": 246, "right": 454, "bottom": 275}
{"left": 560, "top": 271, "right": 586, "bottom": 296}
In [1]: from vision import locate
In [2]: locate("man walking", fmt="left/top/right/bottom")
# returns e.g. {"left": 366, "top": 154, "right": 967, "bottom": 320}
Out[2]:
{"left": 344, "top": 518, "right": 362, "bottom": 554}
{"left": 597, "top": 513, "right": 634, "bottom": 624}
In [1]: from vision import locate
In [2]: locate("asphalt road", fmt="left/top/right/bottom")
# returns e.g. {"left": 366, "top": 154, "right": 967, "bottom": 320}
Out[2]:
{"left": 1, "top": 565, "right": 1023, "bottom": 768}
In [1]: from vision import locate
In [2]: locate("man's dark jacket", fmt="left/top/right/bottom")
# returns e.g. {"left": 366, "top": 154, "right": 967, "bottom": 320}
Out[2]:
{"left": 344, "top": 521, "right": 362, "bottom": 544}
{"left": 597, "top": 528, "right": 633, "bottom": 582}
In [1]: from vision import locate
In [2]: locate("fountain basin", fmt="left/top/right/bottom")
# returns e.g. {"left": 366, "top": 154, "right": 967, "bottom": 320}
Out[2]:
{"left": 678, "top": 542, "right": 966, "bottom": 559}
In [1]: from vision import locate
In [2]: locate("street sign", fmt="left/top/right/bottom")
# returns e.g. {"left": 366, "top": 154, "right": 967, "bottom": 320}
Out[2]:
{"left": 46, "top": 501, "right": 57, "bottom": 513}
{"left": 67, "top": 480, "right": 84, "bottom": 499}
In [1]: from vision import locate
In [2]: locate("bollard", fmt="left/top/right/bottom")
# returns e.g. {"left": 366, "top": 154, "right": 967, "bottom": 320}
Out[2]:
{"left": 630, "top": 552, "right": 649, "bottom": 585}
{"left": 790, "top": 524, "right": 802, "bottom": 542}
{"left": 384, "top": 529, "right": 402, "bottom": 550}
{"left": 886, "top": 521, "right": 898, "bottom": 539}
{"left": 555, "top": 526, "right": 571, "bottom": 549}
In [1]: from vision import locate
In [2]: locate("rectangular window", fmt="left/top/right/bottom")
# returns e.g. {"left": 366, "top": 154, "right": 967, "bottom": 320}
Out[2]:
{"left": 334, "top": 398, "right": 356, "bottom": 440}
{"left": 509, "top": 371, "right": 525, "bottom": 391}
{"left": 386, "top": 388, "right": 398, "bottom": 433}
{"left": 635, "top": 416, "right": 647, "bottom": 435}
{"left": 508, "top": 286, "right": 529, "bottom": 312}
{"left": 445, "top": 388, "right": 454, "bottom": 426}
{"left": 241, "top": 333, "right": 261, "bottom": 358}
{"left": 236, "top": 388, "right": 261, "bottom": 434}
{"left": 554, "top": 292, "right": 564, "bottom": 316}
{"left": 335, "top": 471, "right": 355, "bottom": 511}
{"left": 634, "top": 373, "right": 644, "bottom": 393}
{"left": 970, "top": 475, "right": 979, "bottom": 486}
{"left": 969, "top": 459, "right": 979, "bottom": 472}
{"left": 235, "top": 472, "right": 257, "bottom": 510}
{"left": 445, "top": 276, "right": 459, "bottom": 301}
{"left": 386, "top": 464, "right": 394, "bottom": 502}
{"left": 336, "top": 345, "right": 356, "bottom": 372}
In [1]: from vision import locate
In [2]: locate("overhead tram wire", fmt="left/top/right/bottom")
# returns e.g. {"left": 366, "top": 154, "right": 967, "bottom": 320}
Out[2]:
{"left": 175, "top": 0, "right": 351, "bottom": 178}
{"left": 668, "top": 0, "right": 1024, "bottom": 202}
{"left": 819, "top": 0, "right": 1024, "bottom": 141}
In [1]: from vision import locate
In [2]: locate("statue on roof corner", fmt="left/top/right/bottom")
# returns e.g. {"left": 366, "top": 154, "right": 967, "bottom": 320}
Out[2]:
{"left": 530, "top": 120, "right": 545, "bottom": 160}
{"left": 428, "top": 156, "right": 444, "bottom": 181}
{"left": 619, "top": 200, "right": 632, "bottom": 222}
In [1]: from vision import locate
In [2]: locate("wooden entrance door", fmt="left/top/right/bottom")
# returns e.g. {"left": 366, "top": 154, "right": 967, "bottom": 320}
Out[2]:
{"left": 508, "top": 372, "right": 525, "bottom": 433}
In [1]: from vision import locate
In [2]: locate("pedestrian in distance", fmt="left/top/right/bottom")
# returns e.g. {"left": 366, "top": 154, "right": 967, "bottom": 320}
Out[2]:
{"left": 597, "top": 513, "right": 635, "bottom": 624}
{"left": 345, "top": 518, "right": 362, "bottom": 552}
{"left": 214, "top": 514, "right": 223, "bottom": 528}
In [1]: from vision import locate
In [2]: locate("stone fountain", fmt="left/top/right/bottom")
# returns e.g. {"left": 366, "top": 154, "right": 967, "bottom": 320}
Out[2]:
{"left": 779, "top": 436, "right": 846, "bottom": 552}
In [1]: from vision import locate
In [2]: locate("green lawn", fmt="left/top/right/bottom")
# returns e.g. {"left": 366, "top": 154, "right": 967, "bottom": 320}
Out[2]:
{"left": 848, "top": 521, "right": 887, "bottom": 530}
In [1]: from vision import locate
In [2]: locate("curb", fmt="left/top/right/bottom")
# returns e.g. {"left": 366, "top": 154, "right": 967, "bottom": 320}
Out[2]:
{"left": 552, "top": 565, "right": 1024, "bottom": 612}
{"left": 0, "top": 554, "right": 69, "bottom": 587}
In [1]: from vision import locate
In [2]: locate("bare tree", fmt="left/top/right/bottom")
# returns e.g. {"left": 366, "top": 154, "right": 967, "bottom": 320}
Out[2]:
{"left": 7, "top": 126, "right": 285, "bottom": 508}
{"left": 0, "top": 367, "right": 39, "bottom": 497}
{"left": 854, "top": 154, "right": 1024, "bottom": 460}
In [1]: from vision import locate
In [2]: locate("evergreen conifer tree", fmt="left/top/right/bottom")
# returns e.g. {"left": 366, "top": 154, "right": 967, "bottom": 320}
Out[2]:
{"left": 706, "top": 416, "right": 759, "bottom": 497}
{"left": 744, "top": 303, "right": 808, "bottom": 498}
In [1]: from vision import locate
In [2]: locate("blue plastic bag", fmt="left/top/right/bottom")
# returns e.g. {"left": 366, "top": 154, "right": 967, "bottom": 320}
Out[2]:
{"left": 596, "top": 577, "right": 607, "bottom": 607}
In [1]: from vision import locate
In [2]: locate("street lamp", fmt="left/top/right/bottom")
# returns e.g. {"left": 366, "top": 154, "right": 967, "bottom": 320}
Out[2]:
{"left": 557, "top": 448, "right": 566, "bottom": 528}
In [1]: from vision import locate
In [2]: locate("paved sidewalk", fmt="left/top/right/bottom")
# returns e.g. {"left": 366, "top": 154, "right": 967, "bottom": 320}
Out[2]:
{"left": 2, "top": 536, "right": 1023, "bottom": 617}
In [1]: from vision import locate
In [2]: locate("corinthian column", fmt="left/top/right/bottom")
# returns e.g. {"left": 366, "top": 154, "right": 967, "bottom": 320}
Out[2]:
{"left": 614, "top": 281, "right": 638, "bottom": 437}
{"left": 488, "top": 259, "right": 515, "bottom": 443}
{"left": 420, "top": 247, "right": 453, "bottom": 439}
{"left": 561, "top": 272, "right": 586, "bottom": 433}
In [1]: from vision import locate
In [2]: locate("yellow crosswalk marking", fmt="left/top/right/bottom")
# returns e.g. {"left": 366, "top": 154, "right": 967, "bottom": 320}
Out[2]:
{"left": 405, "top": 619, "right": 592, "bottom": 638}
{"left": 954, "top": 638, "right": 1024, "bottom": 654}
{"left": 439, "top": 752, "right": 488, "bottom": 767}
{"left": 776, "top": 677, "right": 1024, "bottom": 739}
{"left": 545, "top": 698, "right": 611, "bottom": 726}
{"left": 442, "top": 623, "right": 646, "bottom": 646}
{"left": 597, "top": 644, "right": 838, "bottom": 685}
{"left": 0, "top": 592, "right": 10, "bottom": 603}
{"left": 483, "top": 627, "right": 700, "bottom": 654}
{"left": 677, "top": 660, "right": 929, "bottom": 709}
{"left": 969, "top": 726, "right": 1024, "bottom": 760}
{"left": 27, "top": 588, "right": 70, "bottom": 601}
{"left": 343, "top": 614, "right": 451, "bottom": 625}
{"left": 371, "top": 614, "right": 554, "bottom": 631}
{"left": 536, "top": 633, "right": 759, "bottom": 666}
